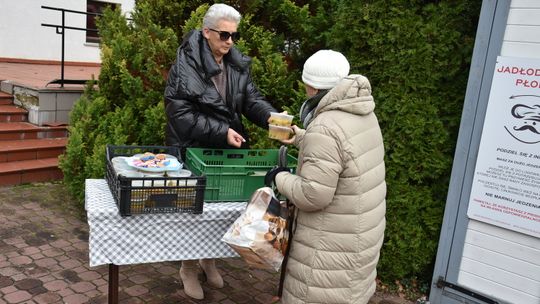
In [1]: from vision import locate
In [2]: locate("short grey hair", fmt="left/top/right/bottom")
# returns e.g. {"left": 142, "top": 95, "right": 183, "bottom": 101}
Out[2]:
{"left": 203, "top": 3, "right": 241, "bottom": 29}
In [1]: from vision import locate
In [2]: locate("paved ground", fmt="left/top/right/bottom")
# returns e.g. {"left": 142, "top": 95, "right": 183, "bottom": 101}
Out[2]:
{"left": 0, "top": 182, "right": 413, "bottom": 304}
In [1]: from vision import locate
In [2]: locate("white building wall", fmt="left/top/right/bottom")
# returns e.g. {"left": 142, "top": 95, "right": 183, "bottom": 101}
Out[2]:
{"left": 457, "top": 1, "right": 540, "bottom": 303}
{"left": 0, "top": 0, "right": 134, "bottom": 63}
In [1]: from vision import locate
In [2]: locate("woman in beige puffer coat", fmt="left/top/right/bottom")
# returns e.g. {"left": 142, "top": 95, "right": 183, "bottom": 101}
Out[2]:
{"left": 272, "top": 50, "right": 386, "bottom": 304}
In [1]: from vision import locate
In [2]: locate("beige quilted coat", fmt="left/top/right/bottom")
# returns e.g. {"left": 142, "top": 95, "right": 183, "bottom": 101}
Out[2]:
{"left": 275, "top": 74, "right": 386, "bottom": 304}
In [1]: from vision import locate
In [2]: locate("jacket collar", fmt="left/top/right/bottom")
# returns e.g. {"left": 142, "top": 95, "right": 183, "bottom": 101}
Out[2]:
{"left": 182, "top": 30, "right": 251, "bottom": 79}
{"left": 300, "top": 90, "right": 328, "bottom": 128}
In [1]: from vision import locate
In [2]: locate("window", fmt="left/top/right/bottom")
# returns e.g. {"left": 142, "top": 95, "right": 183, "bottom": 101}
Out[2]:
{"left": 86, "top": 0, "right": 119, "bottom": 43}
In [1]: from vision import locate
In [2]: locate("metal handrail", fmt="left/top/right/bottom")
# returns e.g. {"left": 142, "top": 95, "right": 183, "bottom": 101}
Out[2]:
{"left": 41, "top": 5, "right": 102, "bottom": 87}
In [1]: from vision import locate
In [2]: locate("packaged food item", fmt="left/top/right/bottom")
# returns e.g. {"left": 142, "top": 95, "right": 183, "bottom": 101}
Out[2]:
{"left": 166, "top": 169, "right": 192, "bottom": 178}
{"left": 111, "top": 156, "right": 132, "bottom": 172}
{"left": 222, "top": 187, "right": 290, "bottom": 271}
{"left": 268, "top": 124, "right": 293, "bottom": 140}
{"left": 269, "top": 112, "right": 294, "bottom": 127}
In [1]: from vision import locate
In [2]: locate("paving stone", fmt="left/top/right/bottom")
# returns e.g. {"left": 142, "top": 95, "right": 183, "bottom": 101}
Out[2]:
{"left": 76, "top": 270, "right": 100, "bottom": 282}
{"left": 36, "top": 274, "right": 55, "bottom": 283}
{"left": 57, "top": 287, "right": 74, "bottom": 297}
{"left": 33, "top": 258, "right": 56, "bottom": 268}
{"left": 28, "top": 254, "right": 44, "bottom": 260}
{"left": 11, "top": 243, "right": 27, "bottom": 249}
{"left": 43, "top": 279, "right": 67, "bottom": 291}
{"left": 41, "top": 248, "right": 63, "bottom": 258}
{"left": 9, "top": 274, "right": 27, "bottom": 282}
{"left": 84, "top": 289, "right": 101, "bottom": 298}
{"left": 97, "top": 284, "right": 108, "bottom": 293}
{"left": 0, "top": 267, "right": 20, "bottom": 277}
{"left": 156, "top": 265, "right": 178, "bottom": 275}
{"left": 18, "top": 247, "right": 39, "bottom": 255}
{"left": 204, "top": 289, "right": 227, "bottom": 302}
{"left": 8, "top": 256, "right": 32, "bottom": 266}
{"left": 33, "top": 291, "right": 61, "bottom": 304}
{"left": 62, "top": 293, "right": 89, "bottom": 304}
{"left": 28, "top": 286, "right": 47, "bottom": 296}
{"left": 4, "top": 252, "right": 18, "bottom": 259}
{"left": 70, "top": 281, "right": 95, "bottom": 293}
{"left": 36, "top": 245, "right": 51, "bottom": 251}
{"left": 3, "top": 290, "right": 31, "bottom": 303}
{"left": 3, "top": 237, "right": 25, "bottom": 246}
{"left": 254, "top": 292, "right": 277, "bottom": 304}
{"left": 54, "top": 255, "right": 69, "bottom": 263}
{"left": 48, "top": 239, "right": 70, "bottom": 248}
{"left": 87, "top": 295, "right": 107, "bottom": 304}
{"left": 14, "top": 278, "right": 42, "bottom": 290}
{"left": 0, "top": 275, "right": 14, "bottom": 288}
{"left": 125, "top": 274, "right": 150, "bottom": 285}
{"left": 61, "top": 245, "right": 76, "bottom": 252}
{"left": 124, "top": 285, "right": 149, "bottom": 297}
{"left": 59, "top": 269, "right": 81, "bottom": 283}
{"left": 91, "top": 278, "right": 107, "bottom": 287}
{"left": 229, "top": 290, "right": 255, "bottom": 303}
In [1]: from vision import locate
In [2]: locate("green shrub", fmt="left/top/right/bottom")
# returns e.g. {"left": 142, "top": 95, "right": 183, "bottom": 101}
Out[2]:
{"left": 326, "top": 0, "right": 481, "bottom": 281}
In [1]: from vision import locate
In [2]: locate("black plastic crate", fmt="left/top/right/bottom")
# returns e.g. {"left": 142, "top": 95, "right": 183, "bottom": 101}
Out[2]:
{"left": 105, "top": 145, "right": 206, "bottom": 216}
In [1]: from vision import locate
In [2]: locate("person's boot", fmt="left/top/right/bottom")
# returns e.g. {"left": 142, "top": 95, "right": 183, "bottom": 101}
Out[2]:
{"left": 179, "top": 260, "right": 204, "bottom": 299}
{"left": 199, "top": 258, "right": 224, "bottom": 288}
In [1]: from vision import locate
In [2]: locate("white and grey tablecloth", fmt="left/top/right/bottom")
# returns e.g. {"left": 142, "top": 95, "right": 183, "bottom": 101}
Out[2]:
{"left": 85, "top": 179, "right": 246, "bottom": 267}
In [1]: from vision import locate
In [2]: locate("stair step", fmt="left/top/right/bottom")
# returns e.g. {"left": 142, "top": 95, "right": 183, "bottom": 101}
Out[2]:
{"left": 0, "top": 138, "right": 67, "bottom": 162}
{"left": 0, "top": 157, "right": 63, "bottom": 186}
{"left": 0, "top": 105, "right": 28, "bottom": 122}
{"left": 0, "top": 92, "right": 13, "bottom": 105}
{"left": 0, "top": 122, "right": 68, "bottom": 140}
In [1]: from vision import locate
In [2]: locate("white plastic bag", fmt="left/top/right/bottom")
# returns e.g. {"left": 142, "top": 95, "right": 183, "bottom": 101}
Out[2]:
{"left": 222, "top": 187, "right": 289, "bottom": 271}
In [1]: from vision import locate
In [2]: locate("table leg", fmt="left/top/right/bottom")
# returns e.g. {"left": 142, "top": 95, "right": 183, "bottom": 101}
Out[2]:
{"left": 108, "top": 264, "right": 119, "bottom": 304}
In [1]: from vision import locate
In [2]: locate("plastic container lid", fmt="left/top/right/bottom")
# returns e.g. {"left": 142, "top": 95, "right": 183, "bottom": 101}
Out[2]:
{"left": 269, "top": 112, "right": 294, "bottom": 127}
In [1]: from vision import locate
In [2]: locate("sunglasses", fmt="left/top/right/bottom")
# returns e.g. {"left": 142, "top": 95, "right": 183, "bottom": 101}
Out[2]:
{"left": 209, "top": 28, "right": 240, "bottom": 42}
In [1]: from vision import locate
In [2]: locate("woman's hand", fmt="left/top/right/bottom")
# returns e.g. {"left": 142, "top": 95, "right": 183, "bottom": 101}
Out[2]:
{"left": 227, "top": 128, "right": 245, "bottom": 147}
{"left": 279, "top": 125, "right": 301, "bottom": 145}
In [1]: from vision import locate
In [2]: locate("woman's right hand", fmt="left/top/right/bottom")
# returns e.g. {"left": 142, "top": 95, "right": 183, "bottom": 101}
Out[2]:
{"left": 279, "top": 125, "right": 301, "bottom": 145}
{"left": 227, "top": 128, "right": 245, "bottom": 147}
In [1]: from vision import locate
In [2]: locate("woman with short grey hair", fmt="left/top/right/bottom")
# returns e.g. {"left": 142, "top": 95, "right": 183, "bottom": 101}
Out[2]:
{"left": 164, "top": 3, "right": 277, "bottom": 300}
{"left": 202, "top": 3, "right": 241, "bottom": 29}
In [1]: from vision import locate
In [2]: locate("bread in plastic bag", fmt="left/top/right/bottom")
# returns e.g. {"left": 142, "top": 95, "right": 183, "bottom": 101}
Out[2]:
{"left": 222, "top": 187, "right": 289, "bottom": 271}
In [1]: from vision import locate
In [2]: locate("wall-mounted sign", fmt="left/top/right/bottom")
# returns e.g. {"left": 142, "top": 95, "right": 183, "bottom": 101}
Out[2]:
{"left": 468, "top": 56, "right": 540, "bottom": 238}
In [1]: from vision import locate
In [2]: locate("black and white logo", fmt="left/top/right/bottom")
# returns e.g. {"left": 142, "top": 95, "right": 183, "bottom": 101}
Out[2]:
{"left": 505, "top": 96, "right": 540, "bottom": 144}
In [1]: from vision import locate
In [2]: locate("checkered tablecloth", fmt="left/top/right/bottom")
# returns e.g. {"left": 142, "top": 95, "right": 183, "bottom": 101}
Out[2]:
{"left": 85, "top": 179, "right": 246, "bottom": 267}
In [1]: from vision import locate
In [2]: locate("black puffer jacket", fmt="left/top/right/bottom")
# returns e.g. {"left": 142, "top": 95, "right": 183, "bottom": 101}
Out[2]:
{"left": 164, "top": 30, "right": 276, "bottom": 155}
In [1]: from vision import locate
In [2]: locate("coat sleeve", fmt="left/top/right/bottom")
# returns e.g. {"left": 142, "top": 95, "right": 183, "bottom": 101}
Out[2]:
{"left": 275, "top": 124, "right": 342, "bottom": 212}
{"left": 164, "top": 52, "right": 229, "bottom": 147}
{"left": 241, "top": 72, "right": 277, "bottom": 128}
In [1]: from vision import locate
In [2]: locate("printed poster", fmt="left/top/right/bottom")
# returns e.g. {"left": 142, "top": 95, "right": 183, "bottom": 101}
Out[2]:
{"left": 468, "top": 56, "right": 540, "bottom": 238}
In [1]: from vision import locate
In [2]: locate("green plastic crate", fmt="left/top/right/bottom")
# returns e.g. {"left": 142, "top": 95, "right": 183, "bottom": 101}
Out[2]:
{"left": 185, "top": 148, "right": 296, "bottom": 202}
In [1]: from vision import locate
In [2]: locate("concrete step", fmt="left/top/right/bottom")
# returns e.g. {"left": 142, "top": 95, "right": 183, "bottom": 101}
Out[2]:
{"left": 0, "top": 138, "right": 67, "bottom": 162}
{"left": 0, "top": 122, "right": 68, "bottom": 140}
{"left": 0, "top": 157, "right": 63, "bottom": 186}
{"left": 0, "top": 105, "right": 28, "bottom": 122}
{"left": 0, "top": 92, "right": 13, "bottom": 105}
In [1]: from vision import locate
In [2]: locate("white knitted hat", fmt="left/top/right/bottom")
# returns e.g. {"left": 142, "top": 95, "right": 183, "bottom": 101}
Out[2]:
{"left": 301, "top": 50, "right": 350, "bottom": 90}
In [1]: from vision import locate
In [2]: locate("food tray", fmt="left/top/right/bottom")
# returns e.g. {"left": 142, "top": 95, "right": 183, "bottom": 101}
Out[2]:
{"left": 185, "top": 148, "right": 296, "bottom": 202}
{"left": 105, "top": 145, "right": 206, "bottom": 216}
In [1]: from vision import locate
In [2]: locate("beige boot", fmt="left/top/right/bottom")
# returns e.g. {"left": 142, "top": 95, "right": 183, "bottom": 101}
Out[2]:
{"left": 179, "top": 260, "right": 204, "bottom": 299}
{"left": 199, "top": 258, "right": 224, "bottom": 288}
